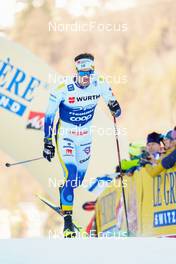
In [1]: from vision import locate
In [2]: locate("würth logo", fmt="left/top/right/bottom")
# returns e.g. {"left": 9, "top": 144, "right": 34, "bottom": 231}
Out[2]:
{"left": 68, "top": 95, "right": 100, "bottom": 104}
{"left": 77, "top": 95, "right": 100, "bottom": 102}
{"left": 68, "top": 97, "right": 75, "bottom": 103}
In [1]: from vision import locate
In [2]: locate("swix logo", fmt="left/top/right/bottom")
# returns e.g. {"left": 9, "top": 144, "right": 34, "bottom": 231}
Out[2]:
{"left": 68, "top": 97, "right": 75, "bottom": 104}
{"left": 66, "top": 149, "right": 73, "bottom": 155}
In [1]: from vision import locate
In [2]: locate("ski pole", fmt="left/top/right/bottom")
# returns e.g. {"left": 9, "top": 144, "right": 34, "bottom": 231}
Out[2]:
{"left": 5, "top": 156, "right": 44, "bottom": 167}
{"left": 113, "top": 116, "right": 130, "bottom": 236}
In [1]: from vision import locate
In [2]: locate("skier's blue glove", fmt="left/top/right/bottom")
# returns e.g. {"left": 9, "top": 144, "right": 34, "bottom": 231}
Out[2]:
{"left": 108, "top": 100, "right": 121, "bottom": 117}
{"left": 43, "top": 138, "right": 55, "bottom": 162}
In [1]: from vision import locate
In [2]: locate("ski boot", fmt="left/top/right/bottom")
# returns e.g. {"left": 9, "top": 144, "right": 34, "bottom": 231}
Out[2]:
{"left": 63, "top": 211, "right": 76, "bottom": 238}
{"left": 59, "top": 185, "right": 76, "bottom": 238}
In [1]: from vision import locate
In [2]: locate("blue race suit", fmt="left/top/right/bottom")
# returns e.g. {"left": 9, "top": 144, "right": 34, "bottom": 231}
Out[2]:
{"left": 44, "top": 75, "right": 120, "bottom": 211}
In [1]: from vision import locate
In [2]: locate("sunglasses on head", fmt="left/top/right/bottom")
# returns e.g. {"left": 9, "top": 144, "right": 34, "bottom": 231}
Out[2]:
{"left": 78, "top": 70, "right": 94, "bottom": 76}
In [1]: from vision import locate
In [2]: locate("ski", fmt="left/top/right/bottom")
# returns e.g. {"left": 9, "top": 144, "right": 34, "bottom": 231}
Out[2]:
{"left": 37, "top": 194, "right": 88, "bottom": 237}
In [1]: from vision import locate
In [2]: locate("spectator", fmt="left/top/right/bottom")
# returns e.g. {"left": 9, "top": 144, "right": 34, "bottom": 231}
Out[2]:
{"left": 163, "top": 127, "right": 176, "bottom": 150}
{"left": 118, "top": 142, "right": 145, "bottom": 175}
{"left": 117, "top": 129, "right": 176, "bottom": 177}
{"left": 146, "top": 132, "right": 164, "bottom": 164}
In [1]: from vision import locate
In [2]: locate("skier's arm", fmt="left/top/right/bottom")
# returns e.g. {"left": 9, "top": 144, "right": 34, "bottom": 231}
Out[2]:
{"left": 44, "top": 93, "right": 59, "bottom": 142}
{"left": 44, "top": 84, "right": 65, "bottom": 141}
{"left": 100, "top": 77, "right": 121, "bottom": 117}
{"left": 43, "top": 83, "right": 65, "bottom": 162}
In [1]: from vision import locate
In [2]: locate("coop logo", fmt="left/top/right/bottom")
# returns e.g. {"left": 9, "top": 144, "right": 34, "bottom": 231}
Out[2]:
{"left": 68, "top": 95, "right": 100, "bottom": 104}
{"left": 70, "top": 114, "right": 92, "bottom": 122}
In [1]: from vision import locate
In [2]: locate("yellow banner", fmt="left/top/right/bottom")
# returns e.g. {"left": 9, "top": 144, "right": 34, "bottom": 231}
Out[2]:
{"left": 96, "top": 165, "right": 176, "bottom": 237}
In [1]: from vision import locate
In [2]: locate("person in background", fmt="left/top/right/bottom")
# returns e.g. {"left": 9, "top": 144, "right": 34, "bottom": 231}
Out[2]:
{"left": 146, "top": 132, "right": 164, "bottom": 164}
{"left": 163, "top": 127, "right": 176, "bottom": 150}
{"left": 118, "top": 142, "right": 145, "bottom": 175}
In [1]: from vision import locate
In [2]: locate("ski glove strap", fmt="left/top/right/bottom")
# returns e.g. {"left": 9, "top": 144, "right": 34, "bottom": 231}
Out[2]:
{"left": 108, "top": 100, "right": 121, "bottom": 117}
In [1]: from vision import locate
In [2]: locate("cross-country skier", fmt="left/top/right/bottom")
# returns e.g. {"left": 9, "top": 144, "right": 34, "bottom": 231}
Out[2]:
{"left": 43, "top": 53, "right": 121, "bottom": 237}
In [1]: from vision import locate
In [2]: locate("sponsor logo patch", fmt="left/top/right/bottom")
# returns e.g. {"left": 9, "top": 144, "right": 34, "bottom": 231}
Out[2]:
{"left": 83, "top": 146, "right": 91, "bottom": 155}
{"left": 0, "top": 93, "right": 26, "bottom": 117}
{"left": 76, "top": 95, "right": 100, "bottom": 102}
{"left": 68, "top": 95, "right": 100, "bottom": 104}
{"left": 26, "top": 111, "right": 45, "bottom": 130}
{"left": 79, "top": 156, "right": 90, "bottom": 163}
{"left": 67, "top": 84, "right": 74, "bottom": 91}
{"left": 153, "top": 209, "right": 176, "bottom": 227}
{"left": 68, "top": 97, "right": 75, "bottom": 104}
{"left": 65, "top": 149, "right": 73, "bottom": 155}
{"left": 69, "top": 130, "right": 88, "bottom": 136}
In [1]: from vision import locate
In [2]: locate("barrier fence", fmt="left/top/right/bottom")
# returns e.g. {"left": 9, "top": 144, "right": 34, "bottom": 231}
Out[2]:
{"left": 96, "top": 165, "right": 176, "bottom": 237}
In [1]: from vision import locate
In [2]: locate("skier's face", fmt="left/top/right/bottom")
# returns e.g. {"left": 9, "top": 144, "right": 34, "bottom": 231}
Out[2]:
{"left": 77, "top": 69, "right": 94, "bottom": 87}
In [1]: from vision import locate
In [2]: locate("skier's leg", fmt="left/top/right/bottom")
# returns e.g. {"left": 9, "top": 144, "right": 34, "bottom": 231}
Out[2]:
{"left": 56, "top": 135, "right": 77, "bottom": 237}
{"left": 56, "top": 135, "right": 77, "bottom": 211}
{"left": 76, "top": 139, "right": 92, "bottom": 187}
